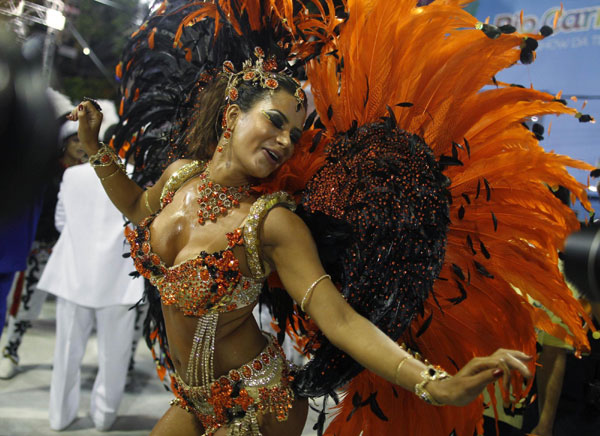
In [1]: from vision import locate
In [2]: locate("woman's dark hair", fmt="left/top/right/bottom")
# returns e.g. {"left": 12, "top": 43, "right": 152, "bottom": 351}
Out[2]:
{"left": 185, "top": 72, "right": 306, "bottom": 160}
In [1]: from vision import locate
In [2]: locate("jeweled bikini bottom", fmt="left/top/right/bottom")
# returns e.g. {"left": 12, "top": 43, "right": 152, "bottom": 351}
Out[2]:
{"left": 171, "top": 334, "right": 296, "bottom": 436}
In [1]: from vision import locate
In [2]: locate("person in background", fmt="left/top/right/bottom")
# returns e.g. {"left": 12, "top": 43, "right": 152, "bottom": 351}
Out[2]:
{"left": 35, "top": 120, "right": 144, "bottom": 431}
{"left": 0, "top": 118, "right": 86, "bottom": 379}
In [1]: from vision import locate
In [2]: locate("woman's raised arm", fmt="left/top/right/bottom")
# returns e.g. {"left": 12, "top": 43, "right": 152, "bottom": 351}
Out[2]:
{"left": 68, "top": 100, "right": 189, "bottom": 225}
{"left": 261, "top": 206, "right": 533, "bottom": 407}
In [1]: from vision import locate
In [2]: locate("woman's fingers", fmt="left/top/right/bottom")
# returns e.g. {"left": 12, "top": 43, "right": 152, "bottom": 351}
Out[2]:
{"left": 504, "top": 352, "right": 533, "bottom": 380}
{"left": 66, "top": 100, "right": 103, "bottom": 151}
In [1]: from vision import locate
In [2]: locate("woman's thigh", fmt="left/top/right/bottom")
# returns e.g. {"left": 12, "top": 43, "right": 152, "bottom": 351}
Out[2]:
{"left": 151, "top": 405, "right": 204, "bottom": 436}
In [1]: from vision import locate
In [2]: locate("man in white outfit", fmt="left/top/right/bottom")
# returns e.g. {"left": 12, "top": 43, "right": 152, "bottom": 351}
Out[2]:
{"left": 37, "top": 160, "right": 144, "bottom": 432}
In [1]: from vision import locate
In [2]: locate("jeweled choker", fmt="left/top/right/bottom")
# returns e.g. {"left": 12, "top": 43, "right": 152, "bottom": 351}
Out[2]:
{"left": 196, "top": 166, "right": 252, "bottom": 225}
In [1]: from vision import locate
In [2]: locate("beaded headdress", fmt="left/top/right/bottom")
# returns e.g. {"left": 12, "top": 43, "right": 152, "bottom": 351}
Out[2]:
{"left": 222, "top": 47, "right": 305, "bottom": 108}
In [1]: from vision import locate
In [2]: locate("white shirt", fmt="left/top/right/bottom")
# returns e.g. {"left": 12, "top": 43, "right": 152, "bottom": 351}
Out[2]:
{"left": 37, "top": 164, "right": 143, "bottom": 307}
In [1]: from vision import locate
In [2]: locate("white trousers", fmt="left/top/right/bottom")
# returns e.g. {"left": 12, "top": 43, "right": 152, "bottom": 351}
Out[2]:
{"left": 49, "top": 297, "right": 136, "bottom": 431}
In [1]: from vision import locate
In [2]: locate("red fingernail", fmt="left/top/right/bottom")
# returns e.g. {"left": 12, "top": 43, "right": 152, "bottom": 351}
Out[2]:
{"left": 78, "top": 105, "right": 83, "bottom": 111}
{"left": 493, "top": 369, "right": 503, "bottom": 378}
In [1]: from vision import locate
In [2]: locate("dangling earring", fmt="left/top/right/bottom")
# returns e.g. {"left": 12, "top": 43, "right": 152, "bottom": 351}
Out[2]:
{"left": 225, "top": 127, "right": 233, "bottom": 168}
{"left": 217, "top": 127, "right": 232, "bottom": 153}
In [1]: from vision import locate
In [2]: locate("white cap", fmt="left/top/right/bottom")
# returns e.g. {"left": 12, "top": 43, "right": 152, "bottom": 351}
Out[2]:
{"left": 58, "top": 120, "right": 78, "bottom": 145}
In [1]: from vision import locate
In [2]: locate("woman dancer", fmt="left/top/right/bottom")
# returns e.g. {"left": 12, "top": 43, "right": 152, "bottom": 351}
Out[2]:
{"left": 68, "top": 67, "right": 531, "bottom": 434}
{"left": 66, "top": 1, "right": 594, "bottom": 435}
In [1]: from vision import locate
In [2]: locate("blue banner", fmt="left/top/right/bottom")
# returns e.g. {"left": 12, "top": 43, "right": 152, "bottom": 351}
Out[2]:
{"left": 468, "top": 1, "right": 600, "bottom": 216}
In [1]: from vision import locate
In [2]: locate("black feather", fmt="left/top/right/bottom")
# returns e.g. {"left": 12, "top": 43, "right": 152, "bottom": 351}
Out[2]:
{"left": 416, "top": 312, "right": 433, "bottom": 337}
{"left": 451, "top": 263, "right": 465, "bottom": 281}
{"left": 540, "top": 25, "right": 553, "bottom": 37}
{"left": 479, "top": 241, "right": 490, "bottom": 259}
{"left": 385, "top": 105, "right": 397, "bottom": 130}
{"left": 367, "top": 393, "right": 388, "bottom": 421}
{"left": 448, "top": 280, "right": 467, "bottom": 304}
{"left": 304, "top": 109, "right": 318, "bottom": 130}
{"left": 474, "top": 261, "right": 494, "bottom": 279}
{"left": 466, "top": 235, "right": 476, "bottom": 254}
{"left": 311, "top": 130, "right": 324, "bottom": 153}
{"left": 484, "top": 178, "right": 491, "bottom": 201}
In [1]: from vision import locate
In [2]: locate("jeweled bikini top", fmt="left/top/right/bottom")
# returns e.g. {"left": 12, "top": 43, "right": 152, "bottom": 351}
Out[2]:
{"left": 127, "top": 161, "right": 296, "bottom": 317}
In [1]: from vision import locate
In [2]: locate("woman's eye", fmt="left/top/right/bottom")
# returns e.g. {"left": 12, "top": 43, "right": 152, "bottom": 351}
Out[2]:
{"left": 262, "top": 110, "right": 284, "bottom": 129}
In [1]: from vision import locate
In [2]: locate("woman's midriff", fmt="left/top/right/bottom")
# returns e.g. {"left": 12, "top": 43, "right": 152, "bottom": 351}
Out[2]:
{"left": 162, "top": 303, "right": 268, "bottom": 385}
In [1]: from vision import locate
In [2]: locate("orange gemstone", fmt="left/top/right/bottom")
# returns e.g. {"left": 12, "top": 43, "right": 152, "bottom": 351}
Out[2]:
{"left": 151, "top": 254, "right": 160, "bottom": 265}
{"left": 252, "top": 360, "right": 263, "bottom": 371}
{"left": 261, "top": 354, "right": 270, "bottom": 364}
{"left": 200, "top": 269, "right": 210, "bottom": 281}
{"left": 265, "top": 78, "right": 279, "bottom": 89}
{"left": 230, "top": 370, "right": 240, "bottom": 381}
{"left": 142, "top": 242, "right": 150, "bottom": 254}
{"left": 241, "top": 365, "right": 252, "bottom": 378}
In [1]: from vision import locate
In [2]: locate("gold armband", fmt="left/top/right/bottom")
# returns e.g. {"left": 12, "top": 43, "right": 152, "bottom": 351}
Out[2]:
{"left": 300, "top": 274, "right": 331, "bottom": 312}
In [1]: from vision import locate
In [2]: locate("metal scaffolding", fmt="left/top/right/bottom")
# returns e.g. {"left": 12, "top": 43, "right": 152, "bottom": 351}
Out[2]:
{"left": 0, "top": 0, "right": 66, "bottom": 81}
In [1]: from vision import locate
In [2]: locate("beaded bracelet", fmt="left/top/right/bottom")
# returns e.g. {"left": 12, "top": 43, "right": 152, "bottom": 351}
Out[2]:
{"left": 89, "top": 142, "right": 125, "bottom": 173}
{"left": 396, "top": 343, "right": 450, "bottom": 406}
{"left": 414, "top": 364, "right": 450, "bottom": 406}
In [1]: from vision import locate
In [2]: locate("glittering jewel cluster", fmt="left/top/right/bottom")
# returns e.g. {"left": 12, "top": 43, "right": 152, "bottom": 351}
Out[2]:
{"left": 223, "top": 46, "right": 305, "bottom": 107}
{"left": 172, "top": 339, "right": 295, "bottom": 432}
{"left": 127, "top": 221, "right": 262, "bottom": 317}
{"left": 196, "top": 170, "right": 252, "bottom": 225}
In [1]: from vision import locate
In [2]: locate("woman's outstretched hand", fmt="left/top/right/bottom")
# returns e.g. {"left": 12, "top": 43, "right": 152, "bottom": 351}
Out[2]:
{"left": 427, "top": 348, "right": 533, "bottom": 407}
{"left": 67, "top": 99, "right": 103, "bottom": 154}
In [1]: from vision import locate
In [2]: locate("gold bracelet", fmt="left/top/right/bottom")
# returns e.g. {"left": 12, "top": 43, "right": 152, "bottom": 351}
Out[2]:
{"left": 89, "top": 142, "right": 126, "bottom": 172}
{"left": 99, "top": 167, "right": 122, "bottom": 182}
{"left": 414, "top": 364, "right": 450, "bottom": 406}
{"left": 300, "top": 274, "right": 331, "bottom": 312}
{"left": 394, "top": 355, "right": 412, "bottom": 385}
{"left": 144, "top": 190, "right": 154, "bottom": 215}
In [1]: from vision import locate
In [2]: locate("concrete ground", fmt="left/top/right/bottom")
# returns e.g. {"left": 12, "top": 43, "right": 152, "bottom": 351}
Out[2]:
{"left": 0, "top": 297, "right": 332, "bottom": 436}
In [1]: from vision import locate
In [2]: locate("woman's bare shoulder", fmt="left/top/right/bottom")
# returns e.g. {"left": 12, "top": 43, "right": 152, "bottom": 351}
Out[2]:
{"left": 162, "top": 158, "right": 197, "bottom": 177}
{"left": 261, "top": 205, "right": 310, "bottom": 247}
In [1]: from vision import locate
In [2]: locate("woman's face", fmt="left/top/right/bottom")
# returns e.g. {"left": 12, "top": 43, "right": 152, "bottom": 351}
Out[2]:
{"left": 227, "top": 90, "right": 305, "bottom": 179}
{"left": 64, "top": 135, "right": 87, "bottom": 163}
